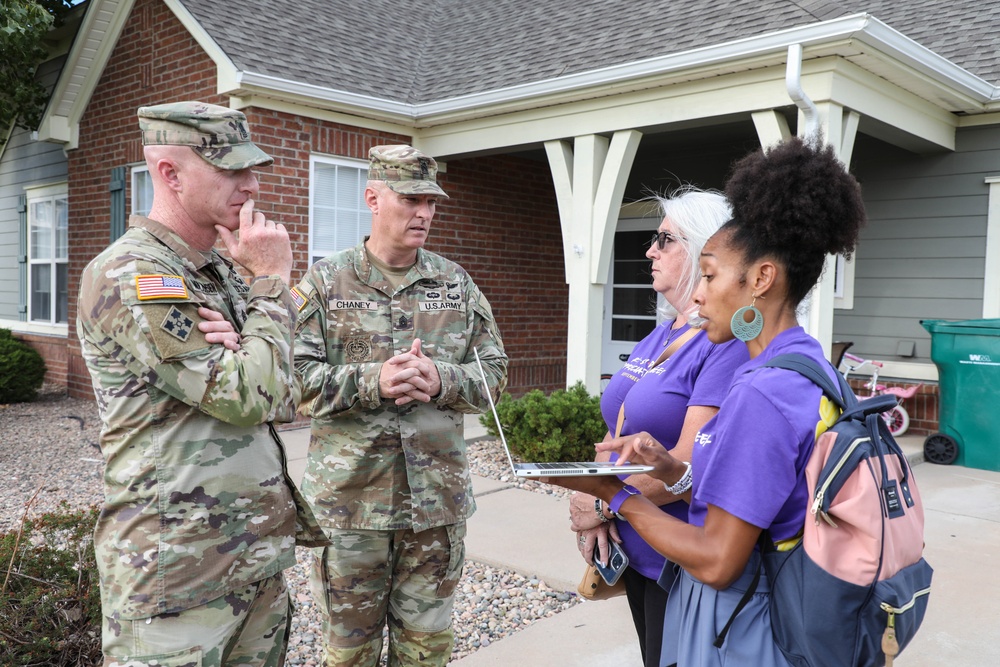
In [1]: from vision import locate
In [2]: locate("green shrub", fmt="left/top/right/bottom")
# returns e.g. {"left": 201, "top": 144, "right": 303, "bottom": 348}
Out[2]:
{"left": 0, "top": 504, "right": 102, "bottom": 666}
{"left": 480, "top": 382, "right": 607, "bottom": 463}
{"left": 0, "top": 329, "right": 46, "bottom": 403}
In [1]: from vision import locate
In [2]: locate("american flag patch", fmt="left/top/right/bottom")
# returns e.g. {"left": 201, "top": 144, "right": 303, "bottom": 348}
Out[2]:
{"left": 135, "top": 274, "right": 188, "bottom": 300}
{"left": 290, "top": 287, "right": 307, "bottom": 311}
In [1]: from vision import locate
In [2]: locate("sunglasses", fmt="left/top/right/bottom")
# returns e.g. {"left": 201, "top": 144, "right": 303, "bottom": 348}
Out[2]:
{"left": 649, "top": 230, "right": 687, "bottom": 250}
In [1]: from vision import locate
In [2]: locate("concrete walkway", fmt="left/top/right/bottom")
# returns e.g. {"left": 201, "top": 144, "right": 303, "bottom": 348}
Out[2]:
{"left": 280, "top": 419, "right": 1000, "bottom": 666}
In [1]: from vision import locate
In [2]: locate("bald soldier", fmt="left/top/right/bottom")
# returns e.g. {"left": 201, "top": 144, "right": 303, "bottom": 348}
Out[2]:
{"left": 293, "top": 145, "right": 508, "bottom": 666}
{"left": 77, "top": 101, "right": 324, "bottom": 666}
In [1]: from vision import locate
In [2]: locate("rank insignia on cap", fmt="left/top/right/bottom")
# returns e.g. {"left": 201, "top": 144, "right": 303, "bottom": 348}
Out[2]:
{"left": 160, "top": 306, "right": 195, "bottom": 342}
{"left": 290, "top": 287, "right": 307, "bottom": 311}
{"left": 136, "top": 274, "right": 188, "bottom": 300}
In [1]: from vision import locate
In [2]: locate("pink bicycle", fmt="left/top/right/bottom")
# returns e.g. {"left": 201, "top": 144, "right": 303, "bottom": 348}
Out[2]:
{"left": 841, "top": 352, "right": 923, "bottom": 437}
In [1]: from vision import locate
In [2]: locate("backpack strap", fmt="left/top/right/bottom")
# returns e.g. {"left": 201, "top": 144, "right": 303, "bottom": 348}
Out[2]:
{"left": 763, "top": 353, "right": 853, "bottom": 410}
{"left": 713, "top": 530, "right": 770, "bottom": 648}
{"left": 715, "top": 353, "right": 849, "bottom": 650}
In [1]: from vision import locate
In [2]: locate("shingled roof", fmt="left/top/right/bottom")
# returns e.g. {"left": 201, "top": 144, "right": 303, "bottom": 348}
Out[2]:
{"left": 177, "top": 0, "right": 1000, "bottom": 103}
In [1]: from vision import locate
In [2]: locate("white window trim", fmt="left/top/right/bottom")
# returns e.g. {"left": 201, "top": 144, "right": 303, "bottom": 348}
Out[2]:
{"left": 309, "top": 154, "right": 371, "bottom": 264}
{"left": 833, "top": 253, "right": 855, "bottom": 309}
{"left": 0, "top": 318, "right": 69, "bottom": 337}
{"left": 983, "top": 176, "right": 1000, "bottom": 318}
{"left": 24, "top": 181, "right": 68, "bottom": 328}
{"left": 23, "top": 182, "right": 65, "bottom": 200}
{"left": 131, "top": 163, "right": 152, "bottom": 216}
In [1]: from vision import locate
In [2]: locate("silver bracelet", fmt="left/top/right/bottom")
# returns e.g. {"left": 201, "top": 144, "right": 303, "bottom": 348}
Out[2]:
{"left": 664, "top": 461, "right": 693, "bottom": 495}
{"left": 594, "top": 498, "right": 611, "bottom": 523}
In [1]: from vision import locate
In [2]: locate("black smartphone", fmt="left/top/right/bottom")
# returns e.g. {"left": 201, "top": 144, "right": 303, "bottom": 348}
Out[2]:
{"left": 593, "top": 541, "right": 629, "bottom": 586}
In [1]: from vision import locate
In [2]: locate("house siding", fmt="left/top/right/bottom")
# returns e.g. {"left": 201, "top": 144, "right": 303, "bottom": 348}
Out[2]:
{"left": 837, "top": 129, "right": 999, "bottom": 364}
{"left": 0, "top": 56, "right": 71, "bottom": 385}
{"left": 65, "top": 0, "right": 566, "bottom": 399}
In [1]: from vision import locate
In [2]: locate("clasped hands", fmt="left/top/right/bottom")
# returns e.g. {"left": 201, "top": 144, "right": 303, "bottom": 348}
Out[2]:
{"left": 379, "top": 338, "right": 441, "bottom": 406}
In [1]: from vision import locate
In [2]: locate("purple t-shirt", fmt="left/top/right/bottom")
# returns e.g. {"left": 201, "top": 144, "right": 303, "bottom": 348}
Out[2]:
{"left": 600, "top": 320, "right": 749, "bottom": 579}
{"left": 689, "top": 327, "right": 838, "bottom": 543}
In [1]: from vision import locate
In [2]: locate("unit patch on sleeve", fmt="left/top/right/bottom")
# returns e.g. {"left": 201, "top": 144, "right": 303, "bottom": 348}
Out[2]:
{"left": 136, "top": 274, "right": 188, "bottom": 300}
{"left": 142, "top": 302, "right": 209, "bottom": 360}
{"left": 160, "top": 305, "right": 195, "bottom": 342}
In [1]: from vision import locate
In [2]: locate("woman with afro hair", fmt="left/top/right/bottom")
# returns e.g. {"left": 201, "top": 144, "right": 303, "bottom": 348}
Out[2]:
{"left": 538, "top": 136, "right": 866, "bottom": 666}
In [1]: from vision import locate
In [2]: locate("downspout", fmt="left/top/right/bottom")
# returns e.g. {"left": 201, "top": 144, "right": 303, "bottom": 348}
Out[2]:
{"left": 786, "top": 44, "right": 820, "bottom": 142}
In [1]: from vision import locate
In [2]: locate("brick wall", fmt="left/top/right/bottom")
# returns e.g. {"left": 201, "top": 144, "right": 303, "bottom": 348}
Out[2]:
{"left": 846, "top": 378, "right": 938, "bottom": 437}
{"left": 429, "top": 153, "right": 568, "bottom": 395}
{"left": 65, "top": 0, "right": 566, "bottom": 399}
{"left": 12, "top": 332, "right": 68, "bottom": 387}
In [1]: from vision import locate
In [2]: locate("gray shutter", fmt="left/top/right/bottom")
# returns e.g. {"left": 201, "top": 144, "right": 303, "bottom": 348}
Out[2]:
{"left": 17, "top": 194, "right": 28, "bottom": 320}
{"left": 110, "top": 166, "right": 126, "bottom": 240}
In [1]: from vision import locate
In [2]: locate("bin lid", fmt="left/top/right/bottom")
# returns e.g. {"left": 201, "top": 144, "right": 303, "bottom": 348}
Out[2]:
{"left": 921, "top": 318, "right": 1000, "bottom": 335}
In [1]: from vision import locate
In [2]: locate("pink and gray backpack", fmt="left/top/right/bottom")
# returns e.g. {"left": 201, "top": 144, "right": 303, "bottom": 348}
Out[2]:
{"left": 717, "top": 353, "right": 933, "bottom": 667}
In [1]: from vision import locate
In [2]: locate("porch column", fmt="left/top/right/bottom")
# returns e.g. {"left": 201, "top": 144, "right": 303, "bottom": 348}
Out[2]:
{"left": 801, "top": 102, "right": 860, "bottom": 356}
{"left": 751, "top": 110, "right": 791, "bottom": 148}
{"left": 751, "top": 103, "right": 859, "bottom": 358}
{"left": 545, "top": 130, "right": 642, "bottom": 393}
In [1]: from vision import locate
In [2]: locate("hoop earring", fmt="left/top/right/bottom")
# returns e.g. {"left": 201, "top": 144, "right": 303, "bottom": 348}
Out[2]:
{"left": 731, "top": 295, "right": 764, "bottom": 342}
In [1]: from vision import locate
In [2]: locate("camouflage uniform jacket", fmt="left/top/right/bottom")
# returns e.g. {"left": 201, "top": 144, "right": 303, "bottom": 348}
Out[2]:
{"left": 77, "top": 215, "right": 324, "bottom": 621}
{"left": 294, "top": 241, "right": 508, "bottom": 533}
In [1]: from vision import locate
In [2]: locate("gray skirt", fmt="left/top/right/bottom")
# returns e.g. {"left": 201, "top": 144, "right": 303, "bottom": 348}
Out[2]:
{"left": 660, "top": 551, "right": 792, "bottom": 667}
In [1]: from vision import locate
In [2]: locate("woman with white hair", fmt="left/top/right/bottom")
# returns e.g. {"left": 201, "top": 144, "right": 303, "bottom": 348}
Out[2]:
{"left": 568, "top": 188, "right": 749, "bottom": 667}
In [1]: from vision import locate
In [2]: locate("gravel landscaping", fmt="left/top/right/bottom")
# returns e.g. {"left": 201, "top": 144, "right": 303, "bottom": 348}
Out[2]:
{"left": 1, "top": 388, "right": 578, "bottom": 664}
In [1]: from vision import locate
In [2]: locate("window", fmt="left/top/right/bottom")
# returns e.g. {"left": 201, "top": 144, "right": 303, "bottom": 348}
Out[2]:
{"left": 608, "top": 224, "right": 663, "bottom": 342}
{"left": 310, "top": 156, "right": 371, "bottom": 264}
{"left": 26, "top": 184, "right": 68, "bottom": 324}
{"left": 132, "top": 165, "right": 153, "bottom": 217}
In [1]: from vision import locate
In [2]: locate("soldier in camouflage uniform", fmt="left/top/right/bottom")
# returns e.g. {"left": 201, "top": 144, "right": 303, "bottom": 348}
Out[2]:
{"left": 77, "top": 101, "right": 325, "bottom": 667}
{"left": 293, "top": 145, "right": 508, "bottom": 667}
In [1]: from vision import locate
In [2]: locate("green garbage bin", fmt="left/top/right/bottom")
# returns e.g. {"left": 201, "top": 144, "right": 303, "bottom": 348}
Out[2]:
{"left": 921, "top": 318, "right": 1000, "bottom": 471}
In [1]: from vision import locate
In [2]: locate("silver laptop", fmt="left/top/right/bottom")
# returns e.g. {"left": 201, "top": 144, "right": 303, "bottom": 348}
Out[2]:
{"left": 472, "top": 349, "right": 654, "bottom": 478}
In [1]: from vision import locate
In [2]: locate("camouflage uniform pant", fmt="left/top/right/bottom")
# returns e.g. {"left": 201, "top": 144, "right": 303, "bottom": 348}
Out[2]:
{"left": 102, "top": 571, "right": 291, "bottom": 667}
{"left": 310, "top": 523, "right": 467, "bottom": 667}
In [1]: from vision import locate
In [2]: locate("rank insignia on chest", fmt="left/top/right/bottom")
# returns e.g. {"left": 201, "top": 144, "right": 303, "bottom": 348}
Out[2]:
{"left": 160, "top": 306, "right": 195, "bottom": 342}
{"left": 136, "top": 274, "right": 188, "bottom": 300}
{"left": 395, "top": 314, "right": 413, "bottom": 331}
{"left": 344, "top": 335, "right": 373, "bottom": 362}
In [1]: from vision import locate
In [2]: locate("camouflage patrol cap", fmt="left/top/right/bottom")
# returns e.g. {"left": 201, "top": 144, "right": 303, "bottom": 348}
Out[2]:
{"left": 137, "top": 101, "right": 273, "bottom": 170}
{"left": 368, "top": 145, "right": 449, "bottom": 198}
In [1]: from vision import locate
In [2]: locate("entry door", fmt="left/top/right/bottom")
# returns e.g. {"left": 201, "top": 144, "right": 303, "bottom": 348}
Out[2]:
{"left": 601, "top": 217, "right": 665, "bottom": 377}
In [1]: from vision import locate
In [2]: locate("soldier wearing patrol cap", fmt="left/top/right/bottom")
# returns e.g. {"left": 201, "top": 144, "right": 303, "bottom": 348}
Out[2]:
{"left": 77, "top": 101, "right": 325, "bottom": 666}
{"left": 293, "top": 145, "right": 508, "bottom": 666}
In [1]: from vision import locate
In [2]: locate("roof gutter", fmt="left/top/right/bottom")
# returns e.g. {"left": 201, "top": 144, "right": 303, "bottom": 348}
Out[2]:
{"left": 234, "top": 13, "right": 1000, "bottom": 122}
{"left": 785, "top": 43, "right": 820, "bottom": 140}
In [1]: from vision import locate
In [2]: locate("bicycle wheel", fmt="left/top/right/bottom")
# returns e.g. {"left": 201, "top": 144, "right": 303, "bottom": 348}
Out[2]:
{"left": 884, "top": 406, "right": 909, "bottom": 437}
